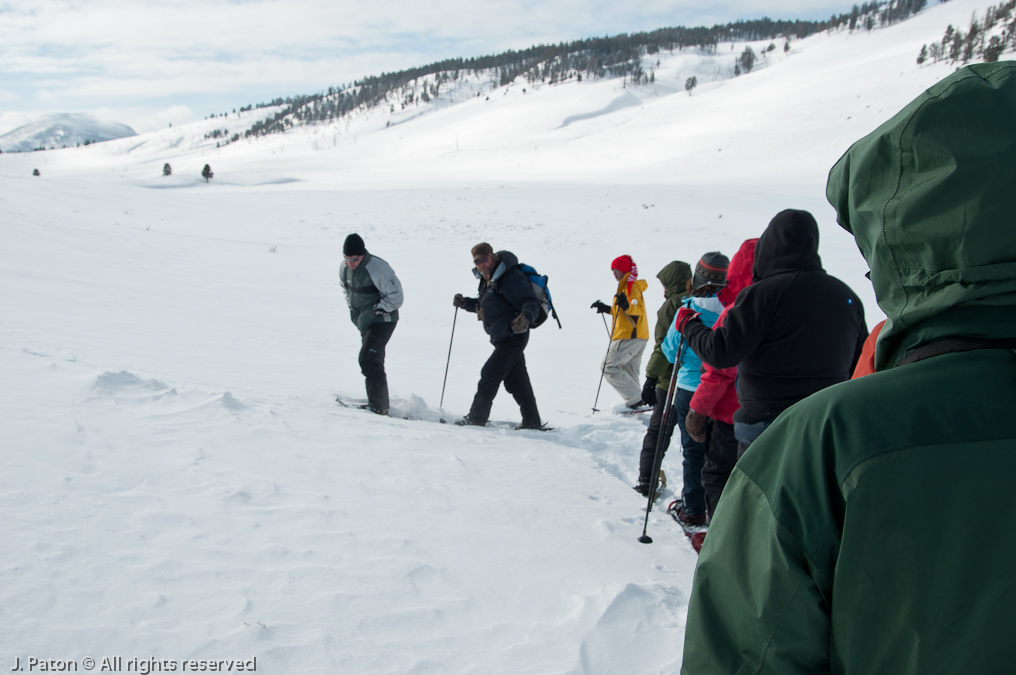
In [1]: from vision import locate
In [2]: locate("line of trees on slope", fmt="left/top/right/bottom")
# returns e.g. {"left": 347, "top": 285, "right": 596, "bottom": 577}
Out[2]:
{"left": 241, "top": 1, "right": 931, "bottom": 141}
{"left": 917, "top": 0, "right": 1016, "bottom": 64}
{"left": 826, "top": 0, "right": 927, "bottom": 32}
{"left": 241, "top": 18, "right": 834, "bottom": 140}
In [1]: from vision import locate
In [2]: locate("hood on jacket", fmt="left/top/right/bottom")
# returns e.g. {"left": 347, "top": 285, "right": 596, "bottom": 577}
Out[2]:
{"left": 657, "top": 261, "right": 693, "bottom": 299}
{"left": 827, "top": 61, "right": 1016, "bottom": 370}
{"left": 718, "top": 238, "right": 758, "bottom": 306}
{"left": 752, "top": 209, "right": 823, "bottom": 282}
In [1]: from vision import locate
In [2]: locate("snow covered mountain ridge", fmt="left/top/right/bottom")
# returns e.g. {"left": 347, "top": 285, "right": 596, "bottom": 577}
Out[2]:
{"left": 0, "top": 113, "right": 136, "bottom": 153}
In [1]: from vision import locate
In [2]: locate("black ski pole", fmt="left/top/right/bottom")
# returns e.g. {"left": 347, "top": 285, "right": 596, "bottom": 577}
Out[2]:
{"left": 440, "top": 306, "right": 459, "bottom": 409}
{"left": 639, "top": 339, "right": 688, "bottom": 544}
{"left": 591, "top": 309, "right": 620, "bottom": 414}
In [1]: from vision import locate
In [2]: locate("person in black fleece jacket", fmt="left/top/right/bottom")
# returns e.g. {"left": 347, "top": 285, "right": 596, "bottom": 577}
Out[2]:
{"left": 677, "top": 209, "right": 868, "bottom": 457}
{"left": 453, "top": 243, "right": 544, "bottom": 429}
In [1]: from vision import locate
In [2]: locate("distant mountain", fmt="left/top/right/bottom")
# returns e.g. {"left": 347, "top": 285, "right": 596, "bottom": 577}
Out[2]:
{"left": 0, "top": 113, "right": 137, "bottom": 152}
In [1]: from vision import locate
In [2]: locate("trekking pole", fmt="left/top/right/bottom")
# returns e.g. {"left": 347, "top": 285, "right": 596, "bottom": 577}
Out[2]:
{"left": 591, "top": 309, "right": 620, "bottom": 414}
{"left": 639, "top": 339, "right": 688, "bottom": 544}
{"left": 439, "top": 307, "right": 459, "bottom": 409}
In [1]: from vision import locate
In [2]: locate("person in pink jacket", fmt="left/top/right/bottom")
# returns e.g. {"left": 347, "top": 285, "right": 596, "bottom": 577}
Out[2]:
{"left": 685, "top": 238, "right": 758, "bottom": 521}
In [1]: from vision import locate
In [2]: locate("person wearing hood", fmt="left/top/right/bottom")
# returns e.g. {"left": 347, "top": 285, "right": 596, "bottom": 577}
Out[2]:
{"left": 591, "top": 255, "right": 651, "bottom": 408}
{"left": 659, "top": 252, "right": 729, "bottom": 526}
{"left": 453, "top": 243, "right": 544, "bottom": 429}
{"left": 633, "top": 260, "right": 693, "bottom": 496}
{"left": 675, "top": 209, "right": 867, "bottom": 457}
{"left": 339, "top": 233, "right": 404, "bottom": 415}
{"left": 684, "top": 238, "right": 758, "bottom": 521}
{"left": 682, "top": 63, "right": 1016, "bottom": 675}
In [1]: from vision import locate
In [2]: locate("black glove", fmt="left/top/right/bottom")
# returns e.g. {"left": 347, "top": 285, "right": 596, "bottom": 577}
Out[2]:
{"left": 615, "top": 293, "right": 630, "bottom": 311}
{"left": 453, "top": 294, "right": 467, "bottom": 308}
{"left": 641, "top": 377, "right": 658, "bottom": 407}
{"left": 591, "top": 300, "right": 611, "bottom": 314}
{"left": 511, "top": 313, "right": 530, "bottom": 334}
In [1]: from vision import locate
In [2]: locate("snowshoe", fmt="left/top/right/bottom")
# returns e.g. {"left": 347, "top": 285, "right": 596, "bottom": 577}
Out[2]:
{"left": 667, "top": 500, "right": 708, "bottom": 533}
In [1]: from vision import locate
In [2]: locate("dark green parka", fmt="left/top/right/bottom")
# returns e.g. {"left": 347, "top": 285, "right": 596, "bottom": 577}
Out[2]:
{"left": 644, "top": 261, "right": 693, "bottom": 386}
{"left": 682, "top": 62, "right": 1016, "bottom": 674}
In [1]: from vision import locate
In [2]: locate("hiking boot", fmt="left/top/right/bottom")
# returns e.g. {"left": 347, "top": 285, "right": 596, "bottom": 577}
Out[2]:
{"left": 634, "top": 474, "right": 665, "bottom": 497}
{"left": 455, "top": 415, "right": 485, "bottom": 427}
{"left": 671, "top": 504, "right": 707, "bottom": 527}
{"left": 515, "top": 420, "right": 546, "bottom": 430}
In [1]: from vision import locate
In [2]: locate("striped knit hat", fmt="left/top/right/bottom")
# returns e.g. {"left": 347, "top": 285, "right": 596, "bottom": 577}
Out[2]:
{"left": 693, "top": 251, "right": 729, "bottom": 291}
{"left": 611, "top": 255, "right": 638, "bottom": 295}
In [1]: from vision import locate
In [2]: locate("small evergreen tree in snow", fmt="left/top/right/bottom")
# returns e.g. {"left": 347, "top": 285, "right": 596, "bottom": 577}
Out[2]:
{"left": 201, "top": 164, "right": 214, "bottom": 183}
{"left": 162, "top": 163, "right": 172, "bottom": 177}
{"left": 917, "top": 44, "right": 929, "bottom": 65}
{"left": 33, "top": 168, "right": 40, "bottom": 176}
{"left": 739, "top": 47, "right": 757, "bottom": 74}
{"left": 685, "top": 76, "right": 698, "bottom": 94}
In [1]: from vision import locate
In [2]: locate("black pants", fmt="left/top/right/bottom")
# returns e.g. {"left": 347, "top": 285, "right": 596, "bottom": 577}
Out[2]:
{"left": 638, "top": 387, "right": 677, "bottom": 485}
{"left": 468, "top": 332, "right": 540, "bottom": 427}
{"left": 359, "top": 322, "right": 396, "bottom": 412}
{"left": 702, "top": 419, "right": 737, "bottom": 519}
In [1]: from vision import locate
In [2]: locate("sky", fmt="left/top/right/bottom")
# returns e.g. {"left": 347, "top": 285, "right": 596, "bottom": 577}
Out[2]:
{"left": 0, "top": 0, "right": 856, "bottom": 136}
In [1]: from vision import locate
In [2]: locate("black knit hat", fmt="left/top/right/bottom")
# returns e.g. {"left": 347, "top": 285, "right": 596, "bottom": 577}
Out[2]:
{"left": 693, "top": 251, "right": 729, "bottom": 290}
{"left": 343, "top": 233, "right": 366, "bottom": 256}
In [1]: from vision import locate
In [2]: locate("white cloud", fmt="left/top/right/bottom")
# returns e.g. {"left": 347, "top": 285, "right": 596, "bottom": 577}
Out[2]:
{"left": 0, "top": 0, "right": 855, "bottom": 132}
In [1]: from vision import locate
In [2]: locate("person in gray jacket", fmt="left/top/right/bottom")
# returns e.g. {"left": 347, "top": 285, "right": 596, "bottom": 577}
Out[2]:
{"left": 339, "top": 233, "right": 404, "bottom": 415}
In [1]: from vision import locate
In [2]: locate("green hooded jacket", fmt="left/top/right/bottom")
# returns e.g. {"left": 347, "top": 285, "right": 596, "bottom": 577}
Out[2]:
{"left": 645, "top": 261, "right": 693, "bottom": 385}
{"left": 682, "top": 62, "right": 1016, "bottom": 674}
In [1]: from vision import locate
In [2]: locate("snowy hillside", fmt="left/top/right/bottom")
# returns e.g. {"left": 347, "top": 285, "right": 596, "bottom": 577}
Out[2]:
{"left": 0, "top": 113, "right": 137, "bottom": 152}
{"left": 0, "top": 0, "right": 1007, "bottom": 672}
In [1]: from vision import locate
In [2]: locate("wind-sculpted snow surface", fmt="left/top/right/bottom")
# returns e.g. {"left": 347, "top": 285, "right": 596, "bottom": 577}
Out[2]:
{"left": 3, "top": 346, "right": 695, "bottom": 672}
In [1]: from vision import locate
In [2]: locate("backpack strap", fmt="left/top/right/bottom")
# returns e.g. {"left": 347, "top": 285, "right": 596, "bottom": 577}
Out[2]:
{"left": 897, "top": 337, "right": 1016, "bottom": 367}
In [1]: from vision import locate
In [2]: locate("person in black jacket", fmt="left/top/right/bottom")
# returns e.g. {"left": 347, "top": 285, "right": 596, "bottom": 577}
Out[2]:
{"left": 675, "top": 209, "right": 868, "bottom": 457}
{"left": 453, "top": 243, "right": 544, "bottom": 429}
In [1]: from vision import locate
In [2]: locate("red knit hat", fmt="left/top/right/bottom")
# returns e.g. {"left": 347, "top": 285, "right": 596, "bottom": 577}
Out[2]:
{"left": 611, "top": 255, "right": 639, "bottom": 295}
{"left": 611, "top": 255, "right": 635, "bottom": 275}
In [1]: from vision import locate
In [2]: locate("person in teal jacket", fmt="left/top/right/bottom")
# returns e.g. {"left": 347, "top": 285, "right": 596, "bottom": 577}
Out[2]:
{"left": 660, "top": 252, "right": 727, "bottom": 525}
{"left": 681, "top": 62, "right": 1016, "bottom": 674}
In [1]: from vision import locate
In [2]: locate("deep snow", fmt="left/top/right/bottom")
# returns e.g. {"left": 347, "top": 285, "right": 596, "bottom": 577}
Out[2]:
{"left": 0, "top": 1, "right": 999, "bottom": 671}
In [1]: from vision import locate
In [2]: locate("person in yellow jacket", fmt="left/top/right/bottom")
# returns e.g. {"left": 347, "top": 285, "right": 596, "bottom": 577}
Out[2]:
{"left": 591, "top": 255, "right": 650, "bottom": 408}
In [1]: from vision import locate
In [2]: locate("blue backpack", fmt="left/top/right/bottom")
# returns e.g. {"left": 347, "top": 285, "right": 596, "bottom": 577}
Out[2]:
{"left": 518, "top": 263, "right": 561, "bottom": 329}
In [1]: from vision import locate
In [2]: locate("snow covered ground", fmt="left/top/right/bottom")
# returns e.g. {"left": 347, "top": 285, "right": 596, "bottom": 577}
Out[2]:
{"left": 0, "top": 1, "right": 999, "bottom": 671}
